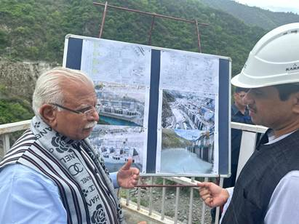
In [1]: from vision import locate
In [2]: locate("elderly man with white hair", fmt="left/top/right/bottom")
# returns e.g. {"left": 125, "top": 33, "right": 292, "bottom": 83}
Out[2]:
{"left": 0, "top": 67, "right": 140, "bottom": 224}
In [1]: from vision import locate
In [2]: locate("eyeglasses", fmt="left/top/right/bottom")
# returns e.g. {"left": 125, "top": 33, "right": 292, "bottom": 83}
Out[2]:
{"left": 50, "top": 103, "right": 99, "bottom": 117}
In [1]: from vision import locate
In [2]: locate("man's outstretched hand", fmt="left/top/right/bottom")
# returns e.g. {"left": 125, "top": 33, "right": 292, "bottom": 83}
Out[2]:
{"left": 198, "top": 182, "right": 229, "bottom": 208}
{"left": 117, "top": 158, "right": 140, "bottom": 189}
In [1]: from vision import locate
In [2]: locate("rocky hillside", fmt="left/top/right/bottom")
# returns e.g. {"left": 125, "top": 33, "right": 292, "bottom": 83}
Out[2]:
{"left": 0, "top": 59, "right": 57, "bottom": 123}
{"left": 0, "top": 60, "right": 55, "bottom": 100}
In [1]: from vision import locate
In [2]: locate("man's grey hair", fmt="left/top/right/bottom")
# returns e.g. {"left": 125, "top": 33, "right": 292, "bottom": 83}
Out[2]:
{"left": 32, "top": 67, "right": 94, "bottom": 116}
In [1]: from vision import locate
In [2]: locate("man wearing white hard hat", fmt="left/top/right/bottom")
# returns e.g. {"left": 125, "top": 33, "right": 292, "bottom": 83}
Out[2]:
{"left": 198, "top": 23, "right": 299, "bottom": 224}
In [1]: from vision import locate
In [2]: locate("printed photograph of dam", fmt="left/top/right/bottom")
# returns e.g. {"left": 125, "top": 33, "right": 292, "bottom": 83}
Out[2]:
{"left": 95, "top": 82, "right": 146, "bottom": 127}
{"left": 160, "top": 89, "right": 217, "bottom": 175}
{"left": 89, "top": 125, "right": 145, "bottom": 173}
{"left": 162, "top": 89, "right": 215, "bottom": 131}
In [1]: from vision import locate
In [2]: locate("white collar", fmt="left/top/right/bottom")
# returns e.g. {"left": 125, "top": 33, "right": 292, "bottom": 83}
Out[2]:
{"left": 266, "top": 130, "right": 295, "bottom": 145}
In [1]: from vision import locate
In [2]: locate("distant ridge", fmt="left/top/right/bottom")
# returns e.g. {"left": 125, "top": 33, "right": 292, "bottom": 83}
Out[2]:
{"left": 200, "top": 0, "right": 299, "bottom": 30}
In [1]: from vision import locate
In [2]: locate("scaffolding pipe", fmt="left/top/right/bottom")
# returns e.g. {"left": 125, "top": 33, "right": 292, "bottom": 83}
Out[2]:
{"left": 94, "top": 2, "right": 208, "bottom": 26}
{"left": 94, "top": 1, "right": 208, "bottom": 50}
{"left": 98, "top": 1, "right": 108, "bottom": 38}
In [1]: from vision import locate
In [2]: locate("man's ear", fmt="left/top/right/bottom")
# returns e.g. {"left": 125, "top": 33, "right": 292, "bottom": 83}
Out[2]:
{"left": 39, "top": 104, "right": 57, "bottom": 127}
{"left": 292, "top": 92, "right": 299, "bottom": 114}
{"left": 233, "top": 92, "right": 238, "bottom": 100}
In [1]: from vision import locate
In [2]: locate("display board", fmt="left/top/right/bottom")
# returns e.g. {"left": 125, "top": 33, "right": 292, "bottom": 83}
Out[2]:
{"left": 63, "top": 34, "right": 231, "bottom": 177}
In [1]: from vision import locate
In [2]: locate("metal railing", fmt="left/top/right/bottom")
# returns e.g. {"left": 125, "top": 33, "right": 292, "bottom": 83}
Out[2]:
{"left": 0, "top": 120, "right": 267, "bottom": 224}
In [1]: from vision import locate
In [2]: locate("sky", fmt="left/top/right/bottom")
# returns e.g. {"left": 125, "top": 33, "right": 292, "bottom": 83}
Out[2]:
{"left": 235, "top": 0, "right": 299, "bottom": 14}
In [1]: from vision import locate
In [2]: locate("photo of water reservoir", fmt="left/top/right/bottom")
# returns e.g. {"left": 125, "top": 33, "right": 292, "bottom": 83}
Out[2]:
{"left": 162, "top": 89, "right": 215, "bottom": 131}
{"left": 160, "top": 129, "right": 215, "bottom": 175}
{"left": 94, "top": 82, "right": 147, "bottom": 127}
{"left": 89, "top": 125, "right": 146, "bottom": 173}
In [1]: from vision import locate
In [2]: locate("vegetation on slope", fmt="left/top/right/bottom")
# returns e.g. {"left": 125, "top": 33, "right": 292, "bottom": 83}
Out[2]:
{"left": 1, "top": 0, "right": 293, "bottom": 123}
{"left": 0, "top": 84, "right": 33, "bottom": 124}
{"left": 201, "top": 0, "right": 299, "bottom": 30}
{"left": 0, "top": 0, "right": 266, "bottom": 74}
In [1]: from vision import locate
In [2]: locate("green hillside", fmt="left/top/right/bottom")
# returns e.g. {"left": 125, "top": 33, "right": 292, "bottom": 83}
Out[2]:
{"left": 0, "top": 0, "right": 266, "bottom": 74}
{"left": 0, "top": 0, "right": 280, "bottom": 123}
{"left": 201, "top": 0, "right": 299, "bottom": 30}
{"left": 0, "top": 84, "right": 33, "bottom": 124}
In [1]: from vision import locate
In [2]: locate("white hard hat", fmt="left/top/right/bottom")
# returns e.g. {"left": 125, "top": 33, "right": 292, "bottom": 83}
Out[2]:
{"left": 231, "top": 23, "right": 299, "bottom": 88}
